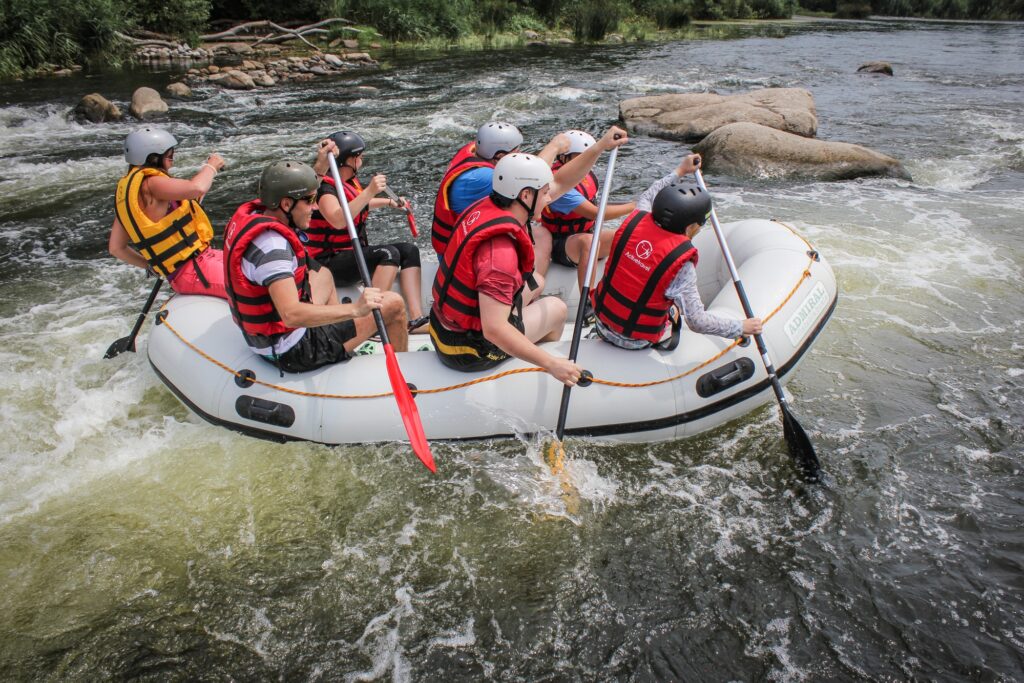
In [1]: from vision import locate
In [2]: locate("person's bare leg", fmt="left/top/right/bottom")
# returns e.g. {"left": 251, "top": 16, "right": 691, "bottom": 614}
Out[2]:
{"left": 342, "top": 291, "right": 408, "bottom": 353}
{"left": 399, "top": 266, "right": 424, "bottom": 320}
{"left": 523, "top": 272, "right": 546, "bottom": 305}
{"left": 380, "top": 292, "right": 408, "bottom": 351}
{"left": 521, "top": 296, "right": 567, "bottom": 343}
{"left": 310, "top": 266, "right": 338, "bottom": 305}
{"left": 372, "top": 264, "right": 398, "bottom": 292}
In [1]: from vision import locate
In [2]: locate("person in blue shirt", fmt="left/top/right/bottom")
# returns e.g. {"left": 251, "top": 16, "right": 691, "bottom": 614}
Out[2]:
{"left": 431, "top": 121, "right": 570, "bottom": 262}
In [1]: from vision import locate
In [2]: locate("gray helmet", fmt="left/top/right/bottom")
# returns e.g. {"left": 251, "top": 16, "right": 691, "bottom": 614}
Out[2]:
{"left": 476, "top": 122, "right": 523, "bottom": 160}
{"left": 328, "top": 130, "right": 365, "bottom": 163}
{"left": 258, "top": 160, "right": 319, "bottom": 209}
{"left": 651, "top": 181, "right": 712, "bottom": 234}
{"left": 124, "top": 127, "right": 177, "bottom": 166}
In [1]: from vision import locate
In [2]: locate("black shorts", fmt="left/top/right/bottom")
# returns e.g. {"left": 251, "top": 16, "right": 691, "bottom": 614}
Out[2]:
{"left": 320, "top": 242, "right": 421, "bottom": 286}
{"left": 428, "top": 310, "right": 524, "bottom": 373}
{"left": 550, "top": 233, "right": 579, "bottom": 268}
{"left": 274, "top": 320, "right": 357, "bottom": 373}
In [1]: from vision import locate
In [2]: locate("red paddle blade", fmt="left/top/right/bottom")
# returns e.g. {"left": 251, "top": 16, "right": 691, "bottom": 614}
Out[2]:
{"left": 382, "top": 344, "right": 435, "bottom": 472}
{"left": 405, "top": 209, "right": 418, "bottom": 238}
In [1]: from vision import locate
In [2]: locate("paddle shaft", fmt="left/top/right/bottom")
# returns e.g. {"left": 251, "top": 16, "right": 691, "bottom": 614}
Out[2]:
{"left": 693, "top": 169, "right": 789, "bottom": 400}
{"left": 104, "top": 277, "right": 163, "bottom": 358}
{"left": 554, "top": 146, "right": 620, "bottom": 441}
{"left": 328, "top": 155, "right": 436, "bottom": 472}
{"left": 380, "top": 182, "right": 418, "bottom": 237}
{"left": 694, "top": 168, "right": 820, "bottom": 478}
{"left": 330, "top": 157, "right": 391, "bottom": 342}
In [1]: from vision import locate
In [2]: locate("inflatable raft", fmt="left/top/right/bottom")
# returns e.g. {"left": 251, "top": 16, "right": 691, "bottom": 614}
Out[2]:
{"left": 147, "top": 219, "right": 837, "bottom": 445}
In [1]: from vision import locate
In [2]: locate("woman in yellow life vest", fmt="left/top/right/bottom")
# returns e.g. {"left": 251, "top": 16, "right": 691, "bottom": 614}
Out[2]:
{"left": 108, "top": 127, "right": 228, "bottom": 299}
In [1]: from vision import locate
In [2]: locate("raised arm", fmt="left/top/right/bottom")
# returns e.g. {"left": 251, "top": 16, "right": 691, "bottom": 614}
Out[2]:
{"left": 549, "top": 126, "right": 629, "bottom": 201}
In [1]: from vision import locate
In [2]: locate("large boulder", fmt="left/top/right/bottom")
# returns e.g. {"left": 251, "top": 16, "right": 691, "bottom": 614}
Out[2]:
{"left": 693, "top": 122, "right": 910, "bottom": 181}
{"left": 620, "top": 88, "right": 817, "bottom": 142}
{"left": 73, "top": 93, "right": 122, "bottom": 123}
{"left": 129, "top": 87, "right": 168, "bottom": 119}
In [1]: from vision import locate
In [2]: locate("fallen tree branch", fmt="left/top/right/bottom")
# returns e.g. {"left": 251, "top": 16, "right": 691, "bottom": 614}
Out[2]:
{"left": 200, "top": 17, "right": 352, "bottom": 41}
{"left": 114, "top": 31, "right": 181, "bottom": 49}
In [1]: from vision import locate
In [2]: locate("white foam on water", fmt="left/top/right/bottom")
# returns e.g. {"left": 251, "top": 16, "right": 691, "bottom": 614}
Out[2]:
{"left": 345, "top": 585, "right": 416, "bottom": 683}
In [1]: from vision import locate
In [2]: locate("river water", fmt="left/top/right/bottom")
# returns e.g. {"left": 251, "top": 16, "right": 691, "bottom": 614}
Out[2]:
{"left": 1, "top": 18, "right": 1022, "bottom": 681}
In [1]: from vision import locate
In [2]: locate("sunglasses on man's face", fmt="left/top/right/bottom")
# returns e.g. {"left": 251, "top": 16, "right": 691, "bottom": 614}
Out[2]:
{"left": 297, "top": 193, "right": 317, "bottom": 204}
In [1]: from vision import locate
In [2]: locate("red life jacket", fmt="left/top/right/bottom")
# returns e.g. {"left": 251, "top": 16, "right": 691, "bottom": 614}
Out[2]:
{"left": 223, "top": 200, "right": 312, "bottom": 351}
{"left": 305, "top": 174, "right": 369, "bottom": 259}
{"left": 431, "top": 197, "right": 535, "bottom": 333}
{"left": 540, "top": 165, "right": 599, "bottom": 236}
{"left": 591, "top": 210, "right": 698, "bottom": 343}
{"left": 431, "top": 142, "right": 495, "bottom": 256}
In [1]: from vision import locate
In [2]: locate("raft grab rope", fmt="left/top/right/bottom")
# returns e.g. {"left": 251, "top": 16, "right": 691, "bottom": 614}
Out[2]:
{"left": 156, "top": 221, "right": 818, "bottom": 400}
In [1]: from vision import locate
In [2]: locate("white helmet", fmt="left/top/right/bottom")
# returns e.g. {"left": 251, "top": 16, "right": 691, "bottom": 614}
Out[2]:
{"left": 476, "top": 122, "right": 523, "bottom": 160}
{"left": 124, "top": 126, "right": 177, "bottom": 166}
{"left": 564, "top": 130, "right": 596, "bottom": 155}
{"left": 492, "top": 153, "right": 553, "bottom": 201}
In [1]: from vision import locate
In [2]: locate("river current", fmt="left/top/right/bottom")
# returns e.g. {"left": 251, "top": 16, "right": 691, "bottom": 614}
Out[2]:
{"left": 0, "top": 18, "right": 1022, "bottom": 681}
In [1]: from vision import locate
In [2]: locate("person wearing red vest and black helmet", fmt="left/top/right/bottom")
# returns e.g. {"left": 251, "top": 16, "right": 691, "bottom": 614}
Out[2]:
{"left": 307, "top": 130, "right": 429, "bottom": 333}
{"left": 537, "top": 129, "right": 638, "bottom": 298}
{"left": 431, "top": 121, "right": 569, "bottom": 261}
{"left": 109, "top": 126, "right": 228, "bottom": 298}
{"left": 223, "top": 157, "right": 407, "bottom": 374}
{"left": 592, "top": 153, "right": 762, "bottom": 352}
{"left": 429, "top": 126, "right": 628, "bottom": 386}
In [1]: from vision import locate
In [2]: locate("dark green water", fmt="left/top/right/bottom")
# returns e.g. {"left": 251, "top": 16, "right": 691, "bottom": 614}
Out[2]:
{"left": 0, "top": 19, "right": 1022, "bottom": 680}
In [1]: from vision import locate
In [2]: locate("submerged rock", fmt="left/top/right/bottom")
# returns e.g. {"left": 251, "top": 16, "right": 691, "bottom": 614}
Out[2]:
{"left": 693, "top": 122, "right": 910, "bottom": 181}
{"left": 620, "top": 88, "right": 818, "bottom": 142}
{"left": 73, "top": 93, "right": 123, "bottom": 123}
{"left": 858, "top": 61, "right": 894, "bottom": 76}
{"left": 129, "top": 87, "right": 168, "bottom": 119}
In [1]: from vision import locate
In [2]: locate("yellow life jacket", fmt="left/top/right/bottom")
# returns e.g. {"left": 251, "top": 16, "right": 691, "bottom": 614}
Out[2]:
{"left": 114, "top": 167, "right": 214, "bottom": 277}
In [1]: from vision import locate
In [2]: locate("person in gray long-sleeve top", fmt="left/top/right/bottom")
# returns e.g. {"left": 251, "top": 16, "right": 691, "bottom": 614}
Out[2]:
{"left": 591, "top": 153, "right": 762, "bottom": 351}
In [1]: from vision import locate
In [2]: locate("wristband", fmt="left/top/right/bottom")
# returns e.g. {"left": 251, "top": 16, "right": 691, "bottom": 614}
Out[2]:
{"left": 202, "top": 162, "right": 218, "bottom": 174}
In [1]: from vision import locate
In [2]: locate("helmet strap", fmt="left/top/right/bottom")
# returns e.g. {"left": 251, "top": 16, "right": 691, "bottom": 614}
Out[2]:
{"left": 282, "top": 199, "right": 300, "bottom": 231}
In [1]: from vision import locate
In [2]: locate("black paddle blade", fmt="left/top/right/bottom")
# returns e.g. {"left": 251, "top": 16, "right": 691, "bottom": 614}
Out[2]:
{"left": 782, "top": 407, "right": 821, "bottom": 482}
{"left": 103, "top": 336, "right": 135, "bottom": 359}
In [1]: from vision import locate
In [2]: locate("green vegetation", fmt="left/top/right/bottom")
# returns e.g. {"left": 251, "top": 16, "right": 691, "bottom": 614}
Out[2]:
{"left": 1, "top": 0, "right": 1021, "bottom": 80}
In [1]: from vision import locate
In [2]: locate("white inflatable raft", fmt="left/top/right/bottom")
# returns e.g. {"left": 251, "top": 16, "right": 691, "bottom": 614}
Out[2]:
{"left": 147, "top": 219, "right": 837, "bottom": 445}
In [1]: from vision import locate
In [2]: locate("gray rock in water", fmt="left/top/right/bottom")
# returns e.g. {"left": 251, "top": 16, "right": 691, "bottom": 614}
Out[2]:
{"left": 693, "top": 122, "right": 910, "bottom": 181}
{"left": 165, "top": 82, "right": 192, "bottom": 99}
{"left": 129, "top": 86, "right": 169, "bottom": 119}
{"left": 225, "top": 43, "right": 255, "bottom": 56}
{"left": 323, "top": 54, "right": 344, "bottom": 68}
{"left": 620, "top": 88, "right": 818, "bottom": 143}
{"left": 857, "top": 61, "right": 894, "bottom": 76}
{"left": 249, "top": 70, "right": 276, "bottom": 87}
{"left": 209, "top": 70, "right": 256, "bottom": 90}
{"left": 73, "top": 93, "right": 123, "bottom": 123}
{"left": 355, "top": 85, "right": 380, "bottom": 95}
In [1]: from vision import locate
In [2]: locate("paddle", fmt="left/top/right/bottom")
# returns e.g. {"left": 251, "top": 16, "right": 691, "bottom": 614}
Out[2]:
{"left": 328, "top": 155, "right": 436, "bottom": 472}
{"left": 104, "top": 277, "right": 163, "bottom": 359}
{"left": 381, "top": 184, "right": 418, "bottom": 237}
{"left": 545, "top": 145, "right": 621, "bottom": 473}
{"left": 693, "top": 167, "right": 821, "bottom": 481}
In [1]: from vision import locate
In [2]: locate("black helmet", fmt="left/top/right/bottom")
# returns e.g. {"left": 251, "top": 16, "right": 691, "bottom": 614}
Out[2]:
{"left": 329, "top": 130, "right": 366, "bottom": 163}
{"left": 259, "top": 160, "right": 319, "bottom": 209}
{"left": 651, "top": 181, "right": 712, "bottom": 234}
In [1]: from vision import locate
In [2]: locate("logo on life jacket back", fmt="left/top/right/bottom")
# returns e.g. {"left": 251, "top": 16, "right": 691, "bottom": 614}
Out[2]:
{"left": 635, "top": 240, "right": 653, "bottom": 260}
{"left": 464, "top": 210, "right": 481, "bottom": 228}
